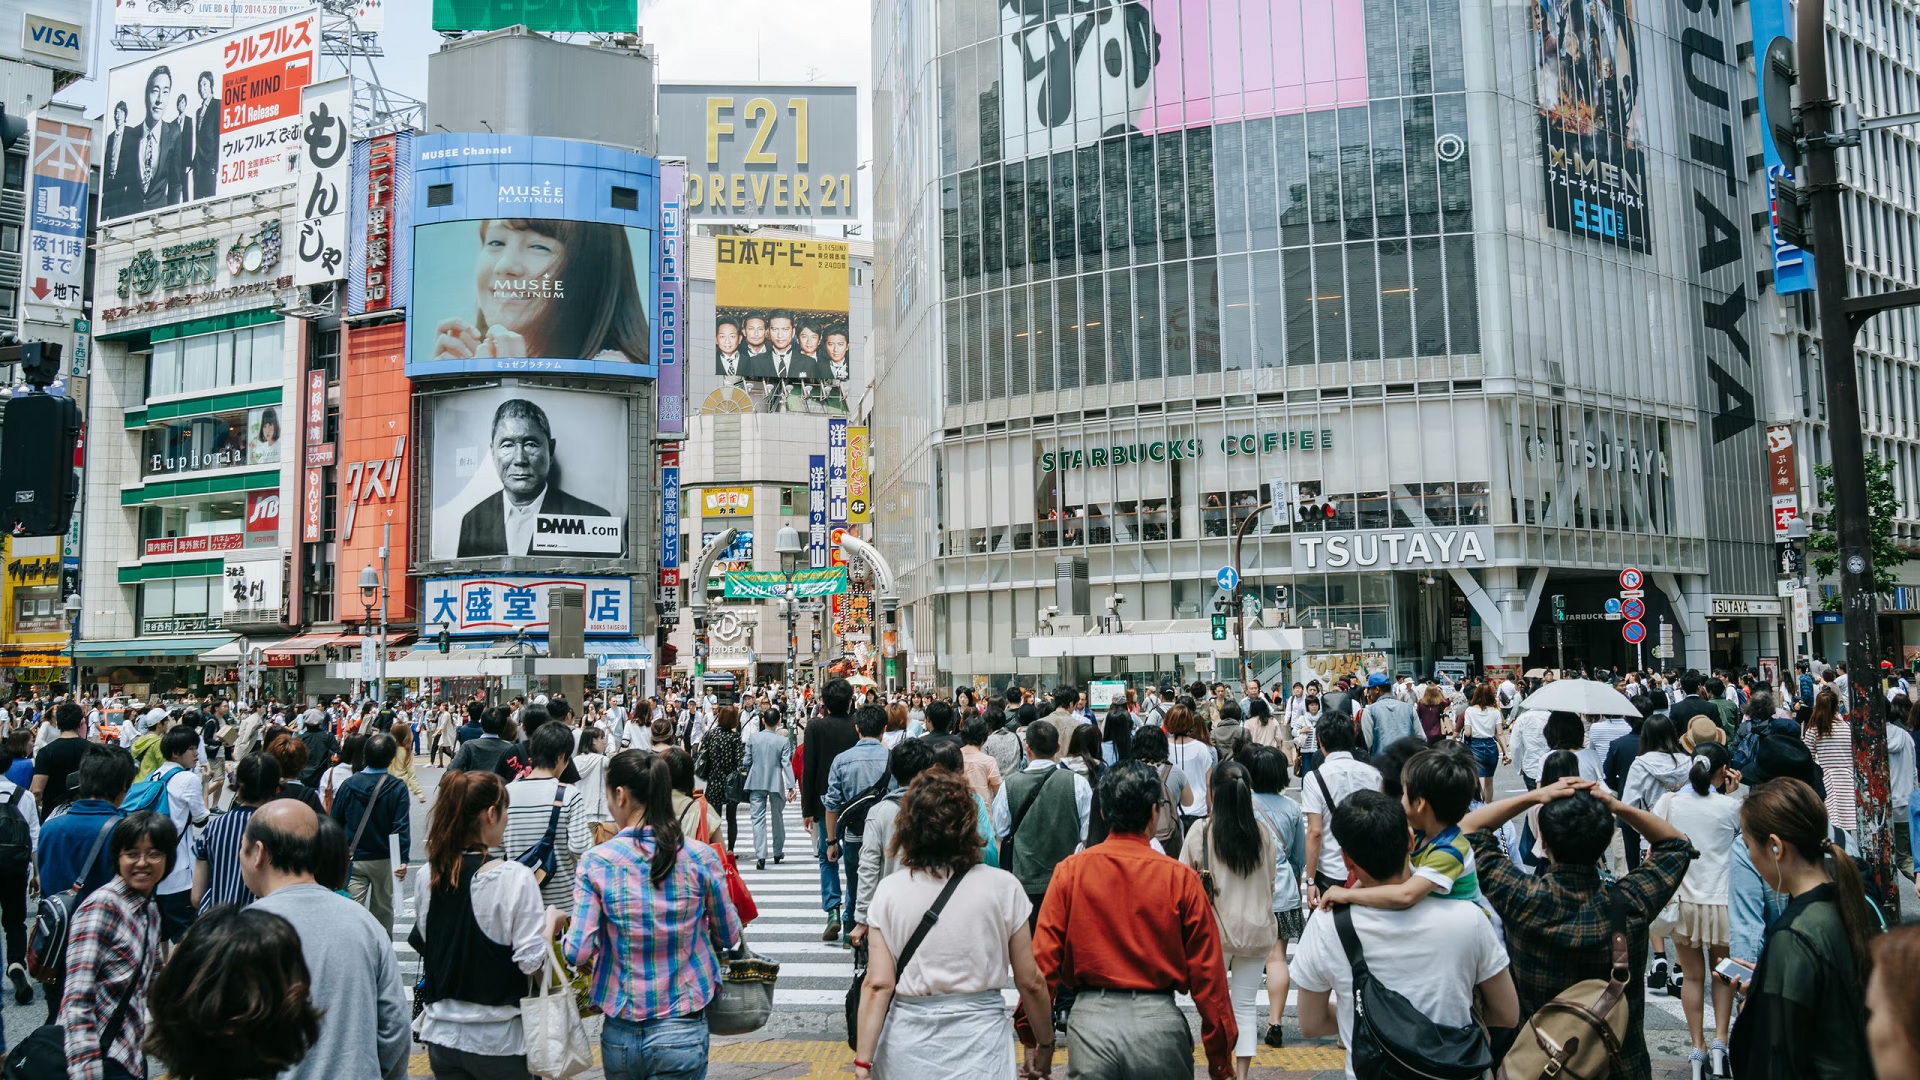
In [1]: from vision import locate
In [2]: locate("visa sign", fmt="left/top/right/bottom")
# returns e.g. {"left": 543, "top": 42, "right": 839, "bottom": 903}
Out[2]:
{"left": 21, "top": 14, "right": 85, "bottom": 71}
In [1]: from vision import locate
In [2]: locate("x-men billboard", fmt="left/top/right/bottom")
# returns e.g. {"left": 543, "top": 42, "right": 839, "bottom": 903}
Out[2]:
{"left": 1534, "top": 0, "right": 1650, "bottom": 252}
{"left": 407, "top": 133, "right": 661, "bottom": 380}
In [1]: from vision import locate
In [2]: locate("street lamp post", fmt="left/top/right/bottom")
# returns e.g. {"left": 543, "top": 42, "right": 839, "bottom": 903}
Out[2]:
{"left": 775, "top": 525, "right": 804, "bottom": 699}
{"left": 1229, "top": 502, "right": 1271, "bottom": 682}
{"left": 358, "top": 563, "right": 386, "bottom": 703}
{"left": 62, "top": 593, "right": 80, "bottom": 699}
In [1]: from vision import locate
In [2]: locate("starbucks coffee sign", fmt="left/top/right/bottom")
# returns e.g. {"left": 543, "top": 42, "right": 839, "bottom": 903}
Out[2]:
{"left": 1292, "top": 527, "right": 1493, "bottom": 572}
{"left": 1040, "top": 428, "right": 1334, "bottom": 472}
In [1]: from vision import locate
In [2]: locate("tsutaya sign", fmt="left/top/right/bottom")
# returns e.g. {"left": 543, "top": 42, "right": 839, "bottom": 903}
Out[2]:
{"left": 1292, "top": 527, "right": 1493, "bottom": 572}
{"left": 1041, "top": 428, "right": 1334, "bottom": 472}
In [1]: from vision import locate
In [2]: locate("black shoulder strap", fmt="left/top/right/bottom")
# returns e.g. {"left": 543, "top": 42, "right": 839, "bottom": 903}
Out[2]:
{"left": 1313, "top": 766, "right": 1336, "bottom": 813}
{"left": 893, "top": 868, "right": 967, "bottom": 981}
{"left": 538, "top": 784, "right": 569, "bottom": 847}
{"left": 1332, "top": 904, "right": 1370, "bottom": 982}
{"left": 348, "top": 774, "right": 391, "bottom": 855}
{"left": 3, "top": 785, "right": 21, "bottom": 809}
{"left": 72, "top": 818, "right": 116, "bottom": 892}
{"left": 1006, "top": 765, "right": 1059, "bottom": 841}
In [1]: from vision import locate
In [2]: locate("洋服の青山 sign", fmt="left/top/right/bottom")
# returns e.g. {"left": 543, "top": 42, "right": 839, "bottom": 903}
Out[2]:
{"left": 1291, "top": 528, "right": 1493, "bottom": 572}
{"left": 1041, "top": 429, "right": 1335, "bottom": 472}
{"left": 724, "top": 567, "right": 847, "bottom": 599}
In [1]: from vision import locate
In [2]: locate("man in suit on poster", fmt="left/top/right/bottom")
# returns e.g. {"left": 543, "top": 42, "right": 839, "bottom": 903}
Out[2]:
{"left": 457, "top": 399, "right": 613, "bottom": 558}
{"left": 119, "top": 65, "right": 187, "bottom": 215}
{"left": 191, "top": 71, "right": 220, "bottom": 200}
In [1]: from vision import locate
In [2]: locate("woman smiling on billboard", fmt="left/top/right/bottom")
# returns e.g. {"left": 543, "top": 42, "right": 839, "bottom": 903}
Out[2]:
{"left": 432, "top": 218, "right": 652, "bottom": 364}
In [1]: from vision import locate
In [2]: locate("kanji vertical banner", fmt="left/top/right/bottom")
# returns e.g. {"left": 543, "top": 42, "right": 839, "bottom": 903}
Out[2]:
{"left": 827, "top": 418, "right": 849, "bottom": 527}
{"left": 657, "top": 163, "right": 686, "bottom": 437}
{"left": 301, "top": 368, "right": 326, "bottom": 543}
{"left": 660, "top": 448, "right": 681, "bottom": 623}
{"left": 21, "top": 116, "right": 90, "bottom": 311}
{"left": 808, "top": 455, "right": 828, "bottom": 570}
{"left": 293, "top": 78, "right": 350, "bottom": 287}
{"left": 847, "top": 425, "right": 870, "bottom": 524}
{"left": 348, "top": 132, "right": 412, "bottom": 314}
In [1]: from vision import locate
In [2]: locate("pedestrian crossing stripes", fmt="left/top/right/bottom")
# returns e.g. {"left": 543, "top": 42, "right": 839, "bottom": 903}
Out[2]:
{"left": 391, "top": 798, "right": 1701, "bottom": 1030}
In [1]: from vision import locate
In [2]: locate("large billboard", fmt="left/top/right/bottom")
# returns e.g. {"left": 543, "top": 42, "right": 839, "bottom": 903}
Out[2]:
{"left": 21, "top": 114, "right": 90, "bottom": 311}
{"left": 425, "top": 384, "right": 630, "bottom": 563}
{"left": 996, "top": 0, "right": 1367, "bottom": 160}
{"left": 407, "top": 133, "right": 660, "bottom": 379}
{"left": 657, "top": 84, "right": 860, "bottom": 222}
{"left": 100, "top": 10, "right": 318, "bottom": 223}
{"left": 432, "top": 0, "right": 633, "bottom": 34}
{"left": 335, "top": 321, "right": 413, "bottom": 620}
{"left": 714, "top": 236, "right": 851, "bottom": 411}
{"left": 114, "top": 1, "right": 383, "bottom": 31}
{"left": 1533, "top": 0, "right": 1650, "bottom": 252}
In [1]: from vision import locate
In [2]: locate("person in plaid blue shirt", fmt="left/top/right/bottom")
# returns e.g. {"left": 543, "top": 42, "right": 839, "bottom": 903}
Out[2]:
{"left": 558, "top": 749, "right": 741, "bottom": 1078}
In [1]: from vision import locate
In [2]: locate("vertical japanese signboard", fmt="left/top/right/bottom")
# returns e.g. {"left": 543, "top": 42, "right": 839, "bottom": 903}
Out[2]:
{"left": 293, "top": 78, "right": 349, "bottom": 287}
{"left": 847, "top": 425, "right": 870, "bottom": 525}
{"left": 349, "top": 132, "right": 412, "bottom": 315}
{"left": 301, "top": 368, "right": 326, "bottom": 543}
{"left": 1767, "top": 425, "right": 1799, "bottom": 538}
{"left": 21, "top": 116, "right": 90, "bottom": 311}
{"left": 808, "top": 455, "right": 828, "bottom": 570}
{"left": 660, "top": 449, "right": 681, "bottom": 623}
{"left": 657, "top": 163, "right": 685, "bottom": 437}
{"left": 827, "top": 418, "right": 850, "bottom": 526}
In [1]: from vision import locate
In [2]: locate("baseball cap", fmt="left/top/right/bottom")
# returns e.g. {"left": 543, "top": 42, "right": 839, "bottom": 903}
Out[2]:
{"left": 1366, "top": 673, "right": 1391, "bottom": 688}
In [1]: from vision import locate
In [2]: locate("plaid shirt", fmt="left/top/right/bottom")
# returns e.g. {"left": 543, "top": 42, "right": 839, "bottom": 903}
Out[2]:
{"left": 563, "top": 826, "right": 741, "bottom": 1021}
{"left": 1469, "top": 830, "right": 1693, "bottom": 1080}
{"left": 59, "top": 877, "right": 160, "bottom": 1080}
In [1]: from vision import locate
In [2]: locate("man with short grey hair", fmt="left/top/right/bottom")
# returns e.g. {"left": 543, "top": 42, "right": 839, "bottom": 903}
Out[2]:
{"left": 456, "top": 398, "right": 612, "bottom": 557}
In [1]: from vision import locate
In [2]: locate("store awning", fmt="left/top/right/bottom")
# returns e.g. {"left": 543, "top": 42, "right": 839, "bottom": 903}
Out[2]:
{"left": 197, "top": 639, "right": 246, "bottom": 663}
{"left": 0, "top": 646, "right": 69, "bottom": 668}
{"left": 584, "top": 639, "right": 653, "bottom": 672}
{"left": 263, "top": 632, "right": 354, "bottom": 664}
{"left": 75, "top": 635, "right": 237, "bottom": 660}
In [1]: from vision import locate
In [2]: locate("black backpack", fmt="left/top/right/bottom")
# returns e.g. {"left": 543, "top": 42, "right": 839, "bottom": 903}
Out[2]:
{"left": 0, "top": 787, "right": 31, "bottom": 872}
{"left": 835, "top": 773, "right": 891, "bottom": 842}
{"left": 1332, "top": 904, "right": 1493, "bottom": 1080}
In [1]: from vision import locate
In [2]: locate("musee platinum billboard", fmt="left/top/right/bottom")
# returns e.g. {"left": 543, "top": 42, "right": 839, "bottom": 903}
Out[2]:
{"left": 656, "top": 83, "right": 859, "bottom": 222}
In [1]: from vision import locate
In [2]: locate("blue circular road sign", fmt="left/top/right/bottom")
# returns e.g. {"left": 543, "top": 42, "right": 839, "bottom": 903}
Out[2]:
{"left": 1622, "top": 598, "right": 1646, "bottom": 621}
{"left": 1604, "top": 598, "right": 1621, "bottom": 615}
{"left": 1623, "top": 619, "right": 1647, "bottom": 644}
{"left": 1216, "top": 566, "right": 1240, "bottom": 592}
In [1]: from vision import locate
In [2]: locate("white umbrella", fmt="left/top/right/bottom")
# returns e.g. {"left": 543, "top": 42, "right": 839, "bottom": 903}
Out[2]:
{"left": 1516, "top": 678, "right": 1642, "bottom": 717}
{"left": 845, "top": 674, "right": 878, "bottom": 688}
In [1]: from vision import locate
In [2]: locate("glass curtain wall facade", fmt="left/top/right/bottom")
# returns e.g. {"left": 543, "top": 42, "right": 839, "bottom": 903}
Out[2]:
{"left": 873, "top": 0, "right": 1774, "bottom": 687}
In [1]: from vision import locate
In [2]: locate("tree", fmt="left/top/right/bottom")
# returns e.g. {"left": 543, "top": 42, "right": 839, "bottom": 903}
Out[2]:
{"left": 1809, "top": 454, "right": 1909, "bottom": 611}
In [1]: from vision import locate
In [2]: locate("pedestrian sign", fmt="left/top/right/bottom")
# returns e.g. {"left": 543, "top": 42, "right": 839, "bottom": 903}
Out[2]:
{"left": 1622, "top": 619, "right": 1647, "bottom": 644}
{"left": 1604, "top": 598, "right": 1621, "bottom": 615}
{"left": 1621, "top": 598, "right": 1646, "bottom": 621}
{"left": 1210, "top": 613, "right": 1228, "bottom": 640}
{"left": 1619, "top": 567, "right": 1644, "bottom": 591}
{"left": 1216, "top": 566, "right": 1240, "bottom": 592}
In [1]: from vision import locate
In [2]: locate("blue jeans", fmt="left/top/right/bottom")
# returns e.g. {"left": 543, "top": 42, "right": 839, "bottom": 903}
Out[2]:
{"left": 841, "top": 836, "right": 862, "bottom": 928}
{"left": 816, "top": 824, "right": 842, "bottom": 917}
{"left": 602, "top": 1015, "right": 709, "bottom": 1080}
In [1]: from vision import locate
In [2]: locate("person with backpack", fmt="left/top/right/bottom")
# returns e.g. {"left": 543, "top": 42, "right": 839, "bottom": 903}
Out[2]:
{"left": 1179, "top": 761, "right": 1283, "bottom": 1078}
{"left": 0, "top": 729, "right": 38, "bottom": 1006}
{"left": 59, "top": 810, "right": 178, "bottom": 1080}
{"left": 1126, "top": 725, "right": 1194, "bottom": 857}
{"left": 850, "top": 739, "right": 941, "bottom": 946}
{"left": 823, "top": 706, "right": 895, "bottom": 947}
{"left": 120, "top": 727, "right": 209, "bottom": 946}
{"left": 1459, "top": 775, "right": 1694, "bottom": 1079}
{"left": 326, "top": 734, "right": 412, "bottom": 932}
{"left": 989, "top": 718, "right": 1090, "bottom": 926}
{"left": 1293, "top": 790, "right": 1517, "bottom": 1080}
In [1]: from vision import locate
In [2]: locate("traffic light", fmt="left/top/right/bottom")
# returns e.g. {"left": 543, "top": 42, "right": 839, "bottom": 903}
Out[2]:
{"left": 1774, "top": 173, "right": 1814, "bottom": 251}
{"left": 1210, "top": 614, "right": 1227, "bottom": 641}
{"left": 1551, "top": 594, "right": 1567, "bottom": 624}
{"left": 437, "top": 627, "right": 451, "bottom": 654}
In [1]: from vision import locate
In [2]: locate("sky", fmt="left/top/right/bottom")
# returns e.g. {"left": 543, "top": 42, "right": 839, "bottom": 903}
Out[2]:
{"left": 64, "top": 0, "right": 873, "bottom": 222}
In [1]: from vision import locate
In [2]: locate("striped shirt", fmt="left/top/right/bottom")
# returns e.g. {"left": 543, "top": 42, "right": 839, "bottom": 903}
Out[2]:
{"left": 562, "top": 826, "right": 741, "bottom": 1022}
{"left": 1804, "top": 721, "right": 1858, "bottom": 831}
{"left": 194, "top": 804, "right": 258, "bottom": 912}
{"left": 502, "top": 778, "right": 595, "bottom": 907}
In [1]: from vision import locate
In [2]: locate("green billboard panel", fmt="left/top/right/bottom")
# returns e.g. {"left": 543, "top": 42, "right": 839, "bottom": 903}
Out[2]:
{"left": 433, "top": 0, "right": 639, "bottom": 33}
{"left": 723, "top": 567, "right": 847, "bottom": 600}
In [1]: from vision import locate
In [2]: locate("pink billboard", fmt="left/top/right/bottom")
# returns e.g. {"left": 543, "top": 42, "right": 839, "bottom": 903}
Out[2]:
{"left": 1000, "top": 0, "right": 1369, "bottom": 159}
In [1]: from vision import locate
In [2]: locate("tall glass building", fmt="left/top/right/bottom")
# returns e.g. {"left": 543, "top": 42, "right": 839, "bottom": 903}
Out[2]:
{"left": 872, "top": 0, "right": 1781, "bottom": 688}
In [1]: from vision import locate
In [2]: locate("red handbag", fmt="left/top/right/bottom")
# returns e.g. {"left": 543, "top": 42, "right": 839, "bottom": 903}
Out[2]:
{"left": 694, "top": 796, "right": 758, "bottom": 923}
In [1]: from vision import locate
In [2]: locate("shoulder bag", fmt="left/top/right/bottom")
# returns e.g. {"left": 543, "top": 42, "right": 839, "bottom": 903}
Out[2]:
{"left": 347, "top": 774, "right": 392, "bottom": 861}
{"left": 1332, "top": 904, "right": 1493, "bottom": 1079}
{"left": 845, "top": 868, "right": 966, "bottom": 1050}
{"left": 1000, "top": 764, "right": 1060, "bottom": 871}
{"left": 515, "top": 784, "right": 570, "bottom": 885}
{"left": 1502, "top": 887, "right": 1631, "bottom": 1080}
{"left": 25, "top": 818, "right": 117, "bottom": 983}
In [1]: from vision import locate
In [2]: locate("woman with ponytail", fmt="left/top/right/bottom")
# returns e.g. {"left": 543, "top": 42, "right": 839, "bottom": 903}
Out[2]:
{"left": 1650, "top": 741, "right": 1741, "bottom": 1079}
{"left": 1728, "top": 777, "right": 1877, "bottom": 1078}
{"left": 1177, "top": 759, "right": 1278, "bottom": 1078}
{"left": 410, "top": 769, "right": 547, "bottom": 1077}
{"left": 557, "top": 749, "right": 742, "bottom": 1078}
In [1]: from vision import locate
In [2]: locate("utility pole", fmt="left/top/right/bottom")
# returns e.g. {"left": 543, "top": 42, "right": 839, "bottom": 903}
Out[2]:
{"left": 1229, "top": 503, "right": 1270, "bottom": 682}
{"left": 1783, "top": 0, "right": 1917, "bottom": 911}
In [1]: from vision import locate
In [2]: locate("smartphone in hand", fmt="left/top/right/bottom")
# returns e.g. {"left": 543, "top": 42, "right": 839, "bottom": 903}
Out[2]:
{"left": 1714, "top": 957, "right": 1752, "bottom": 988}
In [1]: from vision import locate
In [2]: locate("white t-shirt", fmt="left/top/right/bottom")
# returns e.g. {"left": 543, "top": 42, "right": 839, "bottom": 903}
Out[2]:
{"left": 867, "top": 864, "right": 1032, "bottom": 997}
{"left": 1299, "top": 752, "right": 1384, "bottom": 880}
{"left": 1655, "top": 787, "right": 1741, "bottom": 905}
{"left": 159, "top": 764, "right": 206, "bottom": 895}
{"left": 1166, "top": 739, "right": 1217, "bottom": 816}
{"left": 1496, "top": 680, "right": 1519, "bottom": 710}
{"left": 1462, "top": 706, "right": 1501, "bottom": 739}
{"left": 1291, "top": 900, "right": 1510, "bottom": 1080}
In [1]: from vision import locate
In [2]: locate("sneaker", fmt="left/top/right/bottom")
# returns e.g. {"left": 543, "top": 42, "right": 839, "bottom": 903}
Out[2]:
{"left": 1645, "top": 958, "right": 1669, "bottom": 991}
{"left": 822, "top": 916, "right": 841, "bottom": 942}
{"left": 1263, "top": 1024, "right": 1285, "bottom": 1049}
{"left": 7, "top": 962, "right": 28, "bottom": 1005}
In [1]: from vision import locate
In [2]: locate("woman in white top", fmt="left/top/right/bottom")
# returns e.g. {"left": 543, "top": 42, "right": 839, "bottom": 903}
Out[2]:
{"left": 1459, "top": 683, "right": 1509, "bottom": 802}
{"left": 1622, "top": 715, "right": 1693, "bottom": 813}
{"left": 572, "top": 727, "right": 611, "bottom": 825}
{"left": 410, "top": 769, "right": 547, "bottom": 1075}
{"left": 318, "top": 733, "right": 366, "bottom": 813}
{"left": 1652, "top": 742, "right": 1742, "bottom": 1079}
{"left": 1164, "top": 704, "right": 1217, "bottom": 824}
{"left": 855, "top": 769, "right": 1053, "bottom": 1080}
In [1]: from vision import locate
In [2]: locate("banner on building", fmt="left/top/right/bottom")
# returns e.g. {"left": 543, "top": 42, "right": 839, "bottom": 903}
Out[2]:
{"left": 422, "top": 574, "right": 633, "bottom": 637}
{"left": 700, "top": 530, "right": 754, "bottom": 575}
{"left": 657, "top": 162, "right": 685, "bottom": 435}
{"left": 293, "top": 78, "right": 350, "bottom": 287}
{"left": 407, "top": 133, "right": 659, "bottom": 379}
{"left": 21, "top": 116, "right": 90, "bottom": 311}
{"left": 100, "top": 11, "right": 320, "bottom": 223}
{"left": 1752, "top": 0, "right": 1813, "bottom": 294}
{"left": 723, "top": 567, "right": 847, "bottom": 600}
{"left": 432, "top": 0, "right": 633, "bottom": 33}
{"left": 114, "top": 0, "right": 384, "bottom": 31}
{"left": 222, "top": 558, "right": 283, "bottom": 622}
{"left": 701, "top": 487, "right": 752, "bottom": 516}
{"left": 808, "top": 454, "right": 827, "bottom": 569}
{"left": 348, "top": 132, "right": 413, "bottom": 314}
{"left": 847, "top": 426, "right": 869, "bottom": 524}
{"left": 658, "top": 84, "right": 860, "bottom": 221}
{"left": 424, "top": 383, "right": 630, "bottom": 562}
{"left": 712, "top": 237, "right": 852, "bottom": 408}
{"left": 245, "top": 490, "right": 279, "bottom": 548}
{"left": 335, "top": 322, "right": 413, "bottom": 618}
{"left": 1767, "top": 425, "right": 1799, "bottom": 538}
{"left": 827, "top": 418, "right": 850, "bottom": 526}
{"left": 1532, "top": 0, "right": 1650, "bottom": 252}
{"left": 302, "top": 368, "right": 326, "bottom": 543}
{"left": 659, "top": 448, "right": 679, "bottom": 622}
